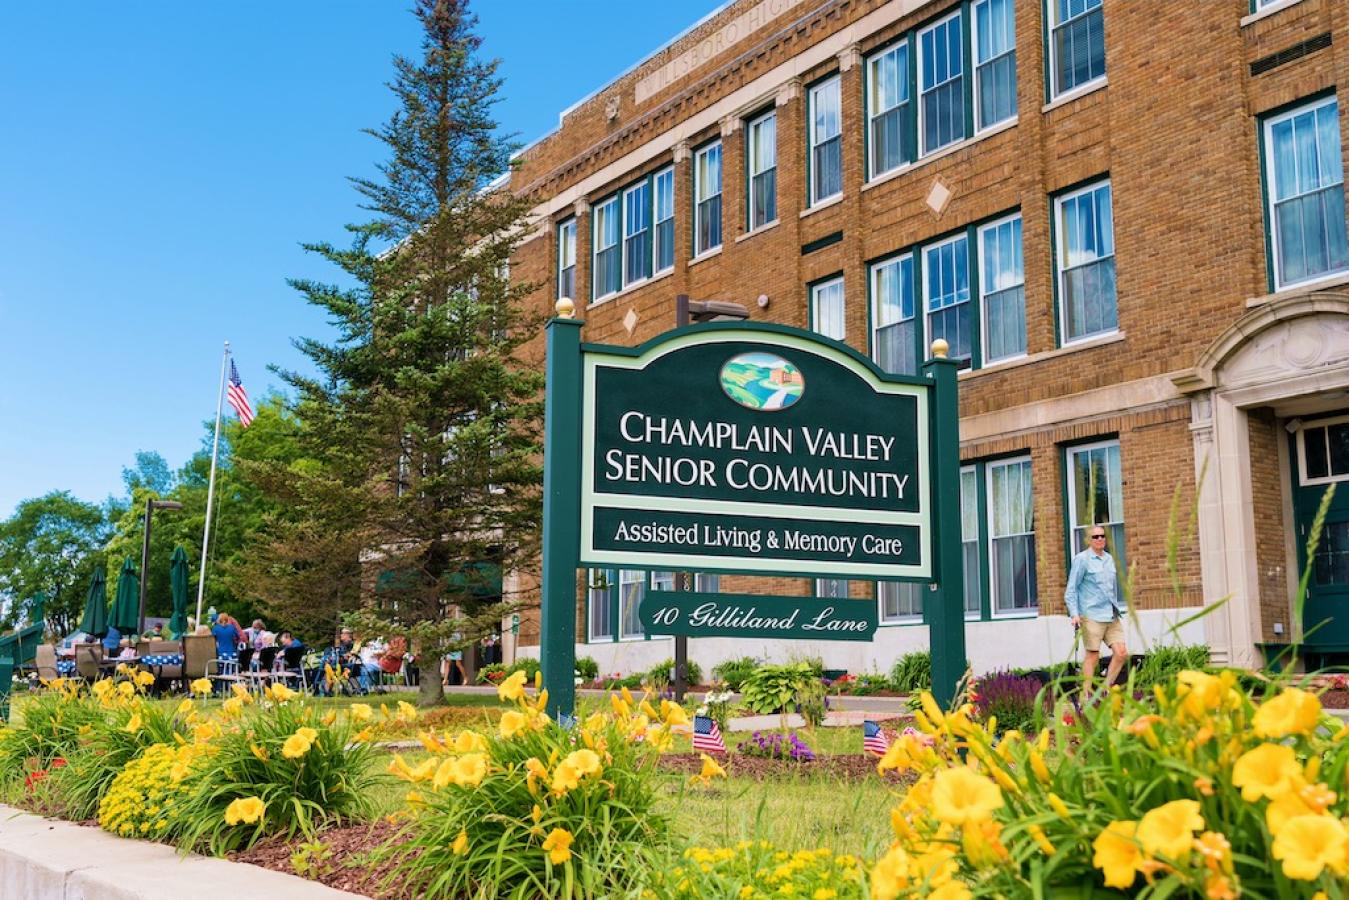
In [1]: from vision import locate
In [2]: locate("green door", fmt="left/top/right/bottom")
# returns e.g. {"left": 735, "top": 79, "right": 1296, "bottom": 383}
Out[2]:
{"left": 1289, "top": 414, "right": 1349, "bottom": 648}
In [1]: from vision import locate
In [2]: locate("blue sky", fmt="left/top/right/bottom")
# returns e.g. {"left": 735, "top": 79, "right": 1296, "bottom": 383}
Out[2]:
{"left": 0, "top": 1, "right": 723, "bottom": 519}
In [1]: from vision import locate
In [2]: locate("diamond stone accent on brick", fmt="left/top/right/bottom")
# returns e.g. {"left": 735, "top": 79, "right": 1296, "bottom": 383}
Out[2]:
{"left": 623, "top": 308, "right": 639, "bottom": 335}
{"left": 926, "top": 178, "right": 952, "bottom": 217}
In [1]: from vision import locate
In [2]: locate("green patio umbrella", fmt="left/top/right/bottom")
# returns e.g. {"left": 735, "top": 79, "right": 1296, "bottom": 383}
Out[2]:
{"left": 168, "top": 546, "right": 189, "bottom": 638}
{"left": 78, "top": 566, "right": 109, "bottom": 638}
{"left": 110, "top": 557, "right": 141, "bottom": 636}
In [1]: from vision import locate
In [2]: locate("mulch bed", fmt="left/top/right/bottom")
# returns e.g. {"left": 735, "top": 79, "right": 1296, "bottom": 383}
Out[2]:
{"left": 1319, "top": 689, "right": 1349, "bottom": 709}
{"left": 660, "top": 751, "right": 907, "bottom": 782}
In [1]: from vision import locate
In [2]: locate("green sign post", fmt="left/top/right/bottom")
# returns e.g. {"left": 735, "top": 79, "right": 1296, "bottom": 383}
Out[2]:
{"left": 540, "top": 299, "right": 965, "bottom": 717}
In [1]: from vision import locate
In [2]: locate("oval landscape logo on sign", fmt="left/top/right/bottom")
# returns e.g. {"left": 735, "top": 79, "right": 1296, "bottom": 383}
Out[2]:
{"left": 719, "top": 352, "right": 804, "bottom": 411}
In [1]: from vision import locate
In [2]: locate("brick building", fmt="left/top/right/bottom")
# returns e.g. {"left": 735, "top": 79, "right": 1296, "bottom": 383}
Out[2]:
{"left": 500, "top": 0, "right": 1349, "bottom": 677}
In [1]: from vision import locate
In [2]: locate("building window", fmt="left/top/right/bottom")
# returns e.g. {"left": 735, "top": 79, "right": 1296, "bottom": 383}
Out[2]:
{"left": 695, "top": 573, "right": 721, "bottom": 592}
{"left": 1264, "top": 96, "right": 1348, "bottom": 289}
{"left": 556, "top": 218, "right": 576, "bottom": 300}
{"left": 1298, "top": 415, "right": 1349, "bottom": 485}
{"left": 919, "top": 11, "right": 966, "bottom": 156}
{"left": 811, "top": 276, "right": 846, "bottom": 340}
{"left": 593, "top": 196, "right": 621, "bottom": 300}
{"left": 1048, "top": 0, "right": 1105, "bottom": 98}
{"left": 867, "top": 43, "right": 911, "bottom": 179}
{"left": 923, "top": 234, "right": 972, "bottom": 367}
{"left": 972, "top": 0, "right": 1016, "bottom": 130}
{"left": 654, "top": 168, "right": 675, "bottom": 273}
{"left": 809, "top": 76, "right": 843, "bottom": 205}
{"left": 871, "top": 253, "right": 916, "bottom": 376}
{"left": 879, "top": 581, "right": 923, "bottom": 623}
{"left": 588, "top": 570, "right": 613, "bottom": 641}
{"left": 651, "top": 570, "right": 676, "bottom": 593}
{"left": 1056, "top": 179, "right": 1117, "bottom": 343}
{"left": 694, "top": 142, "right": 723, "bottom": 255}
{"left": 961, "top": 466, "right": 982, "bottom": 618}
{"left": 623, "top": 181, "right": 651, "bottom": 286}
{"left": 1066, "top": 440, "right": 1126, "bottom": 568}
{"left": 988, "top": 456, "right": 1037, "bottom": 614}
{"left": 619, "top": 569, "right": 645, "bottom": 640}
{"left": 817, "top": 578, "right": 850, "bottom": 599}
{"left": 747, "top": 110, "right": 777, "bottom": 230}
{"left": 978, "top": 214, "right": 1025, "bottom": 362}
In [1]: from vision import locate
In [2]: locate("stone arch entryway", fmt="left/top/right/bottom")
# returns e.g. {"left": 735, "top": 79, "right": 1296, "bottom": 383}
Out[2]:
{"left": 1173, "top": 292, "right": 1349, "bottom": 667}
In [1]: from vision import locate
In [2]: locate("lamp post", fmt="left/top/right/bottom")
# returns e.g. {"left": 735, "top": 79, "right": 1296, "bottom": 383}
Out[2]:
{"left": 673, "top": 294, "right": 749, "bottom": 702}
{"left": 138, "top": 499, "right": 184, "bottom": 635}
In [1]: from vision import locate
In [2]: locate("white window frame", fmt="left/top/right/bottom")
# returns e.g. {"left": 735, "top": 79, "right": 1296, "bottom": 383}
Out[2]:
{"left": 556, "top": 218, "right": 576, "bottom": 301}
{"left": 1065, "top": 439, "right": 1126, "bottom": 561}
{"left": 808, "top": 76, "right": 843, "bottom": 206}
{"left": 621, "top": 180, "right": 651, "bottom": 289}
{"left": 977, "top": 213, "right": 1026, "bottom": 364}
{"left": 1047, "top": 0, "right": 1105, "bottom": 100}
{"left": 746, "top": 110, "right": 777, "bottom": 231}
{"left": 587, "top": 569, "right": 614, "bottom": 642}
{"left": 918, "top": 9, "right": 967, "bottom": 158}
{"left": 922, "top": 232, "right": 972, "bottom": 364}
{"left": 870, "top": 252, "right": 916, "bottom": 376}
{"left": 878, "top": 581, "right": 924, "bottom": 624}
{"left": 653, "top": 167, "right": 675, "bottom": 275}
{"left": 866, "top": 42, "right": 911, "bottom": 181}
{"left": 694, "top": 142, "right": 723, "bottom": 256}
{"left": 618, "top": 569, "right": 646, "bottom": 641}
{"left": 1296, "top": 414, "right": 1349, "bottom": 486}
{"left": 986, "top": 455, "right": 1038, "bottom": 617}
{"left": 810, "top": 276, "right": 846, "bottom": 341}
{"left": 960, "top": 465, "right": 982, "bottom": 620}
{"left": 816, "top": 578, "right": 850, "bottom": 600}
{"left": 1055, "top": 178, "right": 1117, "bottom": 345}
{"left": 1263, "top": 96, "right": 1348, "bottom": 291}
{"left": 971, "top": 0, "right": 1017, "bottom": 133}
{"left": 592, "top": 195, "right": 621, "bottom": 302}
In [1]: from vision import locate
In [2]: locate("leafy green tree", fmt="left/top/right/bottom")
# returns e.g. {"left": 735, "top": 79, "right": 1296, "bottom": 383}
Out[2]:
{"left": 247, "top": 0, "right": 544, "bottom": 703}
{"left": 0, "top": 492, "right": 111, "bottom": 635}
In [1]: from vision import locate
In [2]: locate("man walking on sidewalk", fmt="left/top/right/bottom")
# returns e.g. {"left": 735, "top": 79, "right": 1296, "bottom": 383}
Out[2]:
{"left": 1065, "top": 527, "right": 1127, "bottom": 694}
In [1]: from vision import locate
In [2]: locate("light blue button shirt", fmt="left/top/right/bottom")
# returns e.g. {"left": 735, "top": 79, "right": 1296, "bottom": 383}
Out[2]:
{"left": 1063, "top": 548, "right": 1123, "bottom": 622}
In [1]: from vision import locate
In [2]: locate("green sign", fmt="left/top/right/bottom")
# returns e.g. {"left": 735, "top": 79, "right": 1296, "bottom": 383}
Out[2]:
{"left": 511, "top": 613, "right": 520, "bottom": 635}
{"left": 581, "top": 328, "right": 930, "bottom": 580}
{"left": 639, "top": 591, "right": 877, "bottom": 641}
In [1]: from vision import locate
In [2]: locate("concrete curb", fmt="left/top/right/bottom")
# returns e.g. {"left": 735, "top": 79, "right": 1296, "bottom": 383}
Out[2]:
{"left": 0, "top": 805, "right": 367, "bottom": 900}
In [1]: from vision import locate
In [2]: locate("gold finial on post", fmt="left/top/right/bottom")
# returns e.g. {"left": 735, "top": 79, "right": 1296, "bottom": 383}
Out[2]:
{"left": 930, "top": 338, "right": 950, "bottom": 359}
{"left": 555, "top": 297, "right": 576, "bottom": 319}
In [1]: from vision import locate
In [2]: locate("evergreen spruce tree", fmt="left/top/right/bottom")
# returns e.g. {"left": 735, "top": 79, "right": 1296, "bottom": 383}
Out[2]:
{"left": 245, "top": 0, "right": 543, "bottom": 704}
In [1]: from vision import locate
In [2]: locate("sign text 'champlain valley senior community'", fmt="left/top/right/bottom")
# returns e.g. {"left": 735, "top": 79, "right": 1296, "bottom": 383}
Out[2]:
{"left": 579, "top": 329, "right": 931, "bottom": 580}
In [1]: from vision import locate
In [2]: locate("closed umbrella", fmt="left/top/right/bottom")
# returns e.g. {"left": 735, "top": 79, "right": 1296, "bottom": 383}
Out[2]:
{"left": 78, "top": 566, "right": 109, "bottom": 638}
{"left": 110, "top": 557, "right": 141, "bottom": 636}
{"left": 168, "top": 546, "right": 189, "bottom": 638}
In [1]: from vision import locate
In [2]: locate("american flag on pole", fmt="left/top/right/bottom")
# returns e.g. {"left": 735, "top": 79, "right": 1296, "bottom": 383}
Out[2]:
{"left": 692, "top": 715, "right": 726, "bottom": 754}
{"left": 863, "top": 720, "right": 891, "bottom": 757}
{"left": 226, "top": 360, "right": 254, "bottom": 427}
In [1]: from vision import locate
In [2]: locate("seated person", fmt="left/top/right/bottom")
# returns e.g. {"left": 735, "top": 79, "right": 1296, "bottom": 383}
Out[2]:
{"left": 211, "top": 614, "right": 243, "bottom": 662}
{"left": 147, "top": 624, "right": 164, "bottom": 639}
{"left": 357, "top": 637, "right": 386, "bottom": 692}
{"left": 379, "top": 636, "right": 407, "bottom": 676}
{"left": 116, "top": 639, "right": 137, "bottom": 661}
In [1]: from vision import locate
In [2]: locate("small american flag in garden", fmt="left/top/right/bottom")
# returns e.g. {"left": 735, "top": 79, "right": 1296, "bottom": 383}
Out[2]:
{"left": 863, "top": 720, "right": 891, "bottom": 757}
{"left": 692, "top": 715, "right": 726, "bottom": 754}
{"left": 227, "top": 360, "right": 254, "bottom": 427}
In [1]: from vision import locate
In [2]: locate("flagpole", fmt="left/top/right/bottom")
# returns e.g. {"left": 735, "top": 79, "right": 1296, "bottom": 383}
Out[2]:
{"left": 196, "top": 341, "right": 230, "bottom": 630}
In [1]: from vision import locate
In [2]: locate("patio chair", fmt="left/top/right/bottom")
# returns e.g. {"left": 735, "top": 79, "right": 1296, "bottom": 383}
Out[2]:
{"left": 245, "top": 647, "right": 278, "bottom": 693}
{"left": 182, "top": 634, "right": 214, "bottom": 680}
{"left": 276, "top": 645, "right": 307, "bottom": 691}
{"left": 74, "top": 643, "right": 104, "bottom": 682}
{"left": 34, "top": 644, "right": 58, "bottom": 683}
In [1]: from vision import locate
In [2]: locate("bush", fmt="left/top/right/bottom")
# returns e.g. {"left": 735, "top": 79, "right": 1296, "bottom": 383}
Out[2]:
{"left": 873, "top": 671, "right": 1349, "bottom": 896}
{"left": 0, "top": 679, "right": 107, "bottom": 783}
{"left": 968, "top": 670, "right": 1049, "bottom": 734}
{"left": 643, "top": 658, "right": 703, "bottom": 688}
{"left": 711, "top": 656, "right": 760, "bottom": 690}
{"left": 476, "top": 662, "right": 506, "bottom": 684}
{"left": 888, "top": 651, "right": 931, "bottom": 693}
{"left": 383, "top": 675, "right": 684, "bottom": 897}
{"left": 740, "top": 663, "right": 817, "bottom": 715}
{"left": 735, "top": 730, "right": 815, "bottom": 762}
{"left": 574, "top": 655, "right": 599, "bottom": 681}
{"left": 1133, "top": 643, "right": 1211, "bottom": 688}
{"left": 98, "top": 742, "right": 198, "bottom": 840}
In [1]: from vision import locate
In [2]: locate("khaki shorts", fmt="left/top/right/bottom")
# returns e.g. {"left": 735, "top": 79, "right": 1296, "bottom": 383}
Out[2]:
{"left": 1082, "top": 617, "right": 1125, "bottom": 652}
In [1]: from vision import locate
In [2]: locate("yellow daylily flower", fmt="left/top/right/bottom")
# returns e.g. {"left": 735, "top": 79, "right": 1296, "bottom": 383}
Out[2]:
{"left": 1271, "top": 815, "right": 1349, "bottom": 881}
{"left": 249, "top": 742, "right": 270, "bottom": 762}
{"left": 1092, "top": 821, "right": 1142, "bottom": 889}
{"left": 350, "top": 703, "right": 373, "bottom": 722}
{"left": 541, "top": 827, "right": 574, "bottom": 864}
{"left": 223, "top": 796, "right": 266, "bottom": 826}
{"left": 123, "top": 713, "right": 142, "bottom": 733}
{"left": 550, "top": 760, "right": 581, "bottom": 795}
{"left": 1232, "top": 743, "right": 1302, "bottom": 801}
{"left": 230, "top": 682, "right": 251, "bottom": 699}
{"left": 296, "top": 726, "right": 319, "bottom": 743}
{"left": 452, "top": 828, "right": 469, "bottom": 856}
{"left": 498, "top": 670, "right": 528, "bottom": 701}
{"left": 190, "top": 677, "right": 213, "bottom": 696}
{"left": 690, "top": 752, "right": 727, "bottom": 786}
{"left": 134, "top": 670, "right": 155, "bottom": 688}
{"left": 931, "top": 767, "right": 1003, "bottom": 826}
{"left": 563, "top": 748, "right": 601, "bottom": 778}
{"left": 221, "top": 697, "right": 243, "bottom": 717}
{"left": 281, "top": 733, "right": 313, "bottom": 759}
{"left": 1253, "top": 688, "right": 1322, "bottom": 739}
{"left": 397, "top": 701, "right": 418, "bottom": 722}
{"left": 869, "top": 846, "right": 912, "bottom": 900}
{"left": 499, "top": 710, "right": 527, "bottom": 739}
{"left": 1137, "top": 799, "right": 1204, "bottom": 862}
{"left": 445, "top": 753, "right": 488, "bottom": 788}
{"left": 450, "top": 730, "right": 488, "bottom": 753}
